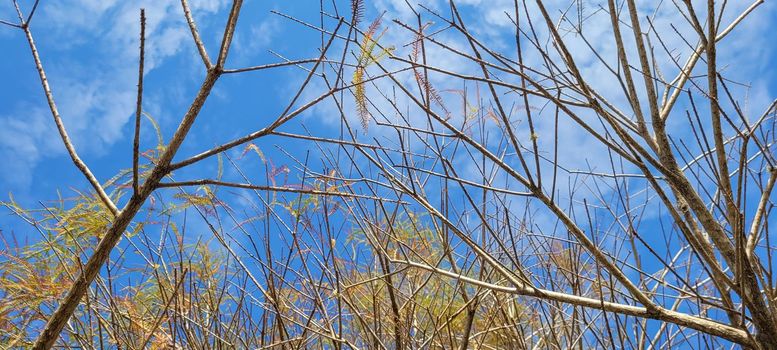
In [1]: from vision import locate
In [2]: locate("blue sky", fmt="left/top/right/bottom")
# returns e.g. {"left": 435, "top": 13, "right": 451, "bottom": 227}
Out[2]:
{"left": 2, "top": 0, "right": 775, "bottom": 207}
{"left": 0, "top": 0, "right": 310, "bottom": 201}
{"left": 1, "top": 0, "right": 777, "bottom": 345}
{"left": 1, "top": 0, "right": 776, "bottom": 283}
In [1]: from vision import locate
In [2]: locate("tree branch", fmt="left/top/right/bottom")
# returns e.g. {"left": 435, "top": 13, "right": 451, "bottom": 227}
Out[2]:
{"left": 21, "top": 17, "right": 119, "bottom": 217}
{"left": 133, "top": 9, "right": 146, "bottom": 195}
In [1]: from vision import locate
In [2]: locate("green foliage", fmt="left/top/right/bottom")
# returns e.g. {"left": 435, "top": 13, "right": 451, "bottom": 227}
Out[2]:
{"left": 353, "top": 14, "right": 394, "bottom": 130}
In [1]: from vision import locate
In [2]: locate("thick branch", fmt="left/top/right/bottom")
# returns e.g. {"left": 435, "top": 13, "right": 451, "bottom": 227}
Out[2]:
{"left": 32, "top": 2, "right": 246, "bottom": 348}
{"left": 393, "top": 259, "right": 753, "bottom": 346}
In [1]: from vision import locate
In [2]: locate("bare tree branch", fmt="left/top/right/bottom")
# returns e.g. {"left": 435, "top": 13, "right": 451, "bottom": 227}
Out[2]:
{"left": 20, "top": 14, "right": 119, "bottom": 217}
{"left": 132, "top": 9, "right": 146, "bottom": 196}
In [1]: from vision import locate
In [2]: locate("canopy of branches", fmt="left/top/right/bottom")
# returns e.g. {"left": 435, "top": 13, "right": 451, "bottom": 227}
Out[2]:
{"left": 1, "top": 0, "right": 777, "bottom": 349}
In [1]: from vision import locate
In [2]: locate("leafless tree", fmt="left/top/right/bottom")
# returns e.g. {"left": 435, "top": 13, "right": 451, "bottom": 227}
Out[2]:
{"left": 2, "top": 0, "right": 777, "bottom": 349}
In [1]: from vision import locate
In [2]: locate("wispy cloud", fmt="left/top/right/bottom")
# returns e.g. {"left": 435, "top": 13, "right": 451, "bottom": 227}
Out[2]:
{"left": 0, "top": 0, "right": 228, "bottom": 189}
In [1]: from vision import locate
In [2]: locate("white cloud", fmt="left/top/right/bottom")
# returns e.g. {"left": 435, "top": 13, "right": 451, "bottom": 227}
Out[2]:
{"left": 0, "top": 0, "right": 229, "bottom": 190}
{"left": 286, "top": 0, "right": 775, "bottom": 253}
{"left": 224, "top": 15, "right": 282, "bottom": 69}
{"left": 0, "top": 107, "right": 58, "bottom": 188}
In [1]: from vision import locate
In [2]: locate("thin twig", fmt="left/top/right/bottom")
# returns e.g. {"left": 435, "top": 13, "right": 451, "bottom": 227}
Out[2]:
{"left": 169, "top": 20, "right": 344, "bottom": 170}
{"left": 216, "top": 0, "right": 243, "bottom": 69}
{"left": 157, "top": 179, "right": 405, "bottom": 203}
{"left": 25, "top": 0, "right": 41, "bottom": 26}
{"left": 20, "top": 18, "right": 119, "bottom": 216}
{"left": 133, "top": 9, "right": 146, "bottom": 195}
{"left": 224, "top": 58, "right": 323, "bottom": 73}
{"left": 0, "top": 19, "right": 21, "bottom": 28}
{"left": 139, "top": 269, "right": 188, "bottom": 349}
{"left": 180, "top": 0, "right": 212, "bottom": 68}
